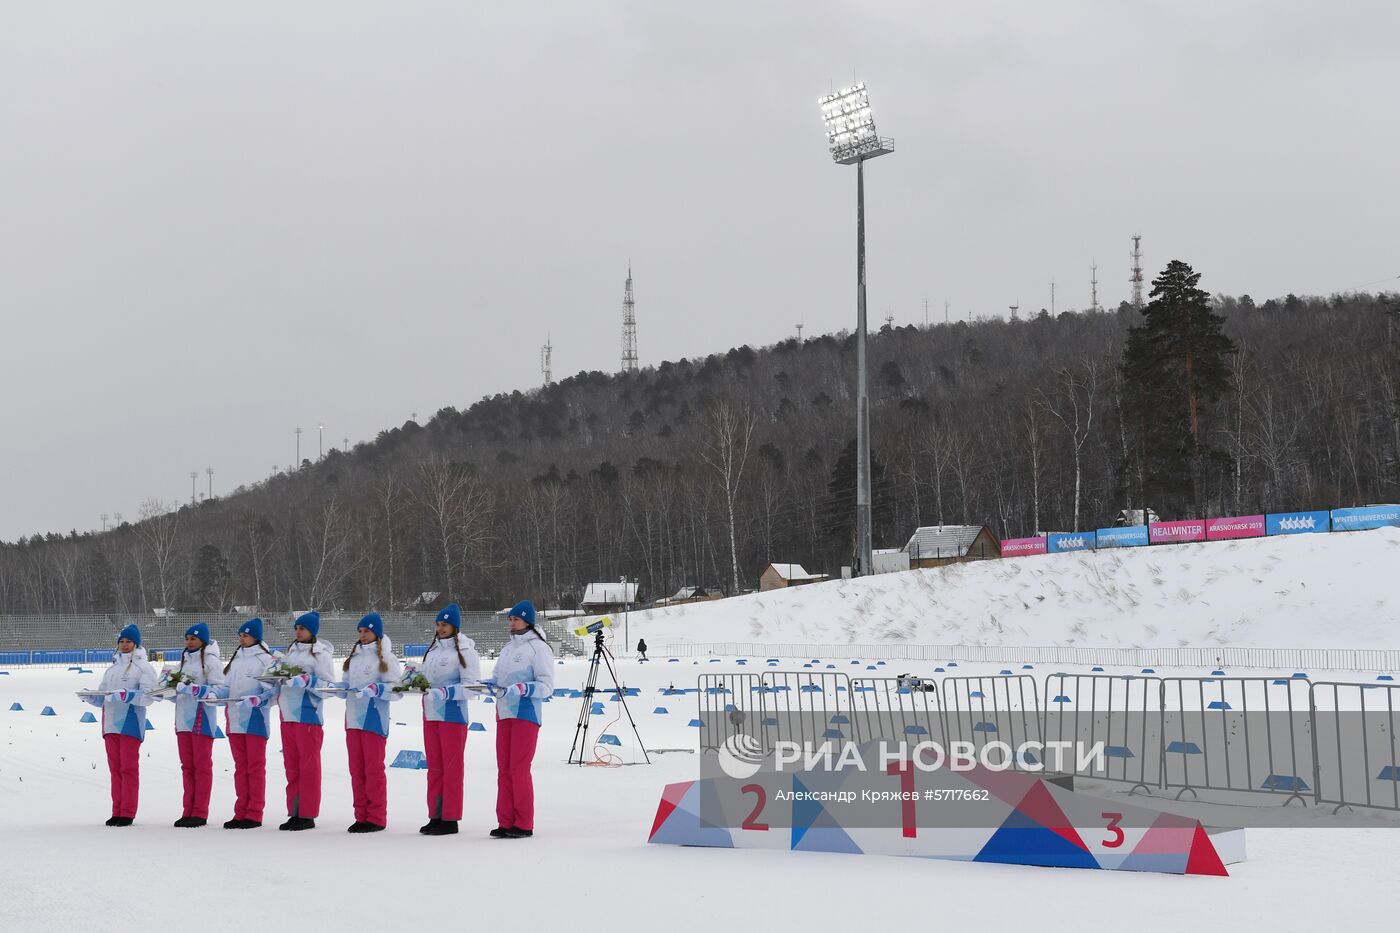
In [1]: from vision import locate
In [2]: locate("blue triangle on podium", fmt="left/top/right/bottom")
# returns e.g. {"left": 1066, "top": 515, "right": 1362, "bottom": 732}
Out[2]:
{"left": 790, "top": 776, "right": 861, "bottom": 854}
{"left": 975, "top": 807, "right": 1099, "bottom": 869}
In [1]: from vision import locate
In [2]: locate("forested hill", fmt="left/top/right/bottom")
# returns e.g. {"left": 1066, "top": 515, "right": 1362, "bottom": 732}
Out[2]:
{"left": 3, "top": 285, "right": 1396, "bottom": 615}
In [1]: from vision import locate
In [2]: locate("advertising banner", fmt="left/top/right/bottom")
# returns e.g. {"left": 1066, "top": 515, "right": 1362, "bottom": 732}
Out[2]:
{"left": 1000, "top": 537, "right": 1047, "bottom": 557}
{"left": 1095, "top": 525, "right": 1149, "bottom": 548}
{"left": 1046, "top": 532, "right": 1094, "bottom": 554}
{"left": 1265, "top": 510, "right": 1330, "bottom": 536}
{"left": 1205, "top": 514, "right": 1266, "bottom": 541}
{"left": 1149, "top": 520, "right": 1206, "bottom": 544}
{"left": 1330, "top": 504, "right": 1400, "bottom": 532}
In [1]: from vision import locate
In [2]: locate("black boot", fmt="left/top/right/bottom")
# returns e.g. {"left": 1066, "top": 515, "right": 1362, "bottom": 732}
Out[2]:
{"left": 223, "top": 818, "right": 243, "bottom": 829}
{"left": 110, "top": 817, "right": 133, "bottom": 827}
{"left": 426, "top": 820, "right": 458, "bottom": 836}
{"left": 278, "top": 817, "right": 297, "bottom": 831}
{"left": 174, "top": 816, "right": 195, "bottom": 828}
{"left": 105, "top": 816, "right": 121, "bottom": 827}
{"left": 177, "top": 817, "right": 206, "bottom": 828}
{"left": 287, "top": 817, "right": 315, "bottom": 831}
{"left": 240, "top": 820, "right": 261, "bottom": 829}
{"left": 359, "top": 823, "right": 386, "bottom": 833}
{"left": 347, "top": 821, "right": 369, "bottom": 833}
{"left": 419, "top": 819, "right": 442, "bottom": 835}
{"left": 489, "top": 826, "right": 513, "bottom": 838}
{"left": 502, "top": 827, "right": 533, "bottom": 838}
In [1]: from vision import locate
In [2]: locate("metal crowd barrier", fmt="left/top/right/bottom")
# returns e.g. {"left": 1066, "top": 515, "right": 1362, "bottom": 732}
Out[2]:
{"left": 1160, "top": 676, "right": 1315, "bottom": 805}
{"left": 1042, "top": 673, "right": 1164, "bottom": 793}
{"left": 848, "top": 676, "right": 948, "bottom": 747}
{"left": 941, "top": 674, "right": 1042, "bottom": 770}
{"left": 1311, "top": 682, "right": 1400, "bottom": 813}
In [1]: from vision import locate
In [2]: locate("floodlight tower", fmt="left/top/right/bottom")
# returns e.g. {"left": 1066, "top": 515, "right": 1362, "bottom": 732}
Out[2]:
{"left": 189, "top": 471, "right": 198, "bottom": 506}
{"left": 541, "top": 336, "right": 553, "bottom": 386}
{"left": 818, "top": 82, "right": 893, "bottom": 578}
{"left": 1090, "top": 263, "right": 1100, "bottom": 313}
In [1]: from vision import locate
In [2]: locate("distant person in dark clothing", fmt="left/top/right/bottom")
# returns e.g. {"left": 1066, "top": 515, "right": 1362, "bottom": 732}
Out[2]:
{"left": 636, "top": 639, "right": 648, "bottom": 661}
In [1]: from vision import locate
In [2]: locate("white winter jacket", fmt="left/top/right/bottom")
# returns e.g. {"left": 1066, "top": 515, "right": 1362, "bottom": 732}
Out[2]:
{"left": 341, "top": 636, "right": 403, "bottom": 737}
{"left": 89, "top": 646, "right": 158, "bottom": 739}
{"left": 491, "top": 629, "right": 555, "bottom": 725}
{"left": 419, "top": 633, "right": 483, "bottom": 724}
{"left": 277, "top": 638, "right": 337, "bottom": 726}
{"left": 173, "top": 640, "right": 226, "bottom": 736}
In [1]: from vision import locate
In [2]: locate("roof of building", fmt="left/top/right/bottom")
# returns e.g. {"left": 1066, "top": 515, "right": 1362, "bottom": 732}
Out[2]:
{"left": 902, "top": 525, "right": 992, "bottom": 557}
{"left": 764, "top": 563, "right": 826, "bottom": 582}
{"left": 581, "top": 582, "right": 639, "bottom": 606}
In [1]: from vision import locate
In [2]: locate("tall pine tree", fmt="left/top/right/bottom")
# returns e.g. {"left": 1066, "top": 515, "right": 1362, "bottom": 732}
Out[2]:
{"left": 1121, "top": 260, "right": 1236, "bottom": 516}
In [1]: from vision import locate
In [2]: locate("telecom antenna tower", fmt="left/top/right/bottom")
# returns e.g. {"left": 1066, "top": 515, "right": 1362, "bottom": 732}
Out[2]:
{"left": 540, "top": 336, "right": 553, "bottom": 387}
{"left": 1130, "top": 235, "right": 1144, "bottom": 308}
{"left": 1090, "top": 263, "right": 1100, "bottom": 312}
{"left": 620, "top": 266, "right": 638, "bottom": 374}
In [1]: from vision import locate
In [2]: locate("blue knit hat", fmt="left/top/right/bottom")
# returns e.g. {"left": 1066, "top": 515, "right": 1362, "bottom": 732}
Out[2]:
{"left": 507, "top": 600, "right": 537, "bottom": 626}
{"left": 436, "top": 603, "right": 461, "bottom": 630}
{"left": 295, "top": 611, "right": 321, "bottom": 638}
{"left": 118, "top": 623, "right": 141, "bottom": 647}
{"left": 184, "top": 622, "right": 210, "bottom": 645}
{"left": 358, "top": 612, "right": 384, "bottom": 639}
{"left": 238, "top": 617, "right": 264, "bottom": 641}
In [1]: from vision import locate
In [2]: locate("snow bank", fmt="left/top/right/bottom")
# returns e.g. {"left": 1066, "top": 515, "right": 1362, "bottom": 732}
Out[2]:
{"left": 628, "top": 527, "right": 1400, "bottom": 649}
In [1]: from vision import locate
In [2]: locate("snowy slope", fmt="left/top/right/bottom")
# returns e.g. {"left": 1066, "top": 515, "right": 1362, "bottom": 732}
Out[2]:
{"left": 627, "top": 528, "right": 1400, "bottom": 649}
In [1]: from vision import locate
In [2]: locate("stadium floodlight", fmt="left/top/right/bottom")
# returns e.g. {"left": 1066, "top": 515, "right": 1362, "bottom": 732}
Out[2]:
{"left": 819, "top": 83, "right": 894, "bottom": 165}
{"left": 817, "top": 82, "right": 894, "bottom": 579}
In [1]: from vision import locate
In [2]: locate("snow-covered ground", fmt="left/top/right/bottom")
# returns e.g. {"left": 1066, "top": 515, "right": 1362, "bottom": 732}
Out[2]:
{"left": 3, "top": 649, "right": 1398, "bottom": 932}
{"left": 628, "top": 528, "right": 1400, "bottom": 649}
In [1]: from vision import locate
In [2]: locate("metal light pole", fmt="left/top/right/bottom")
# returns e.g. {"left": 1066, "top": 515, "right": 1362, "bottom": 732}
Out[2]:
{"left": 318, "top": 423, "right": 324, "bottom": 460}
{"left": 189, "top": 471, "right": 198, "bottom": 506}
{"left": 819, "top": 83, "right": 893, "bottom": 577}
{"left": 295, "top": 426, "right": 302, "bottom": 467}
{"left": 206, "top": 467, "right": 214, "bottom": 499}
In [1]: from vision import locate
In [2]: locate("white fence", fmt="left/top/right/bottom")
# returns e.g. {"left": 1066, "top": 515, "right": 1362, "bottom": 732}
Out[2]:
{"left": 653, "top": 642, "right": 1400, "bottom": 673}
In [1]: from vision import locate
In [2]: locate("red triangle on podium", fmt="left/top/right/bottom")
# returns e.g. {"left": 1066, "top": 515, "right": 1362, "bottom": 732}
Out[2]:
{"left": 1184, "top": 824, "right": 1229, "bottom": 876}
{"left": 650, "top": 781, "right": 693, "bottom": 840}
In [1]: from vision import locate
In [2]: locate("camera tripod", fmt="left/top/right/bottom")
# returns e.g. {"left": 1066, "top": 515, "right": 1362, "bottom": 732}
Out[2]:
{"left": 568, "top": 630, "right": 650, "bottom": 765}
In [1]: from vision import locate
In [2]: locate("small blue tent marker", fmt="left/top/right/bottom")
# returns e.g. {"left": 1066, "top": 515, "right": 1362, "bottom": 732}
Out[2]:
{"left": 653, "top": 707, "right": 668, "bottom": 714}
{"left": 41, "top": 706, "right": 56, "bottom": 716}
{"left": 469, "top": 722, "right": 486, "bottom": 731}
{"left": 904, "top": 724, "right": 928, "bottom": 735}
{"left": 9, "top": 702, "right": 23, "bottom": 711}
{"left": 80, "top": 711, "right": 97, "bottom": 723}
{"left": 145, "top": 719, "right": 155, "bottom": 730}
{"left": 391, "top": 750, "right": 427, "bottom": 769}
{"left": 1166, "top": 741, "right": 1201, "bottom": 754}
{"left": 1208, "top": 700, "right": 1232, "bottom": 710}
{"left": 688, "top": 719, "right": 703, "bottom": 727}
{"left": 599, "top": 734, "right": 622, "bottom": 746}
{"left": 1092, "top": 666, "right": 1104, "bottom": 672}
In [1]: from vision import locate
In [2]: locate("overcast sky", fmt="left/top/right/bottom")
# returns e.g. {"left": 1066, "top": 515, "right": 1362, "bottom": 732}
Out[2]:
{"left": 1, "top": 0, "right": 1396, "bottom": 541}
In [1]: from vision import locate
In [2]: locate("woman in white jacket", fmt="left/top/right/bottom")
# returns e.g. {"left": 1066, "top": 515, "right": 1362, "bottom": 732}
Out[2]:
{"left": 339, "top": 613, "right": 402, "bottom": 833}
{"left": 219, "top": 617, "right": 278, "bottom": 829}
{"left": 488, "top": 600, "right": 554, "bottom": 839}
{"left": 276, "top": 611, "right": 336, "bottom": 831}
{"left": 418, "top": 602, "right": 482, "bottom": 836}
{"left": 85, "top": 624, "right": 158, "bottom": 826}
{"left": 170, "top": 622, "right": 225, "bottom": 827}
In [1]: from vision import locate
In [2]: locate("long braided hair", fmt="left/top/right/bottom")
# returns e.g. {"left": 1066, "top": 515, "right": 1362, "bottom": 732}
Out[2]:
{"left": 181, "top": 641, "right": 209, "bottom": 677}
{"left": 343, "top": 637, "right": 390, "bottom": 673}
{"left": 424, "top": 630, "right": 469, "bottom": 668}
{"left": 223, "top": 640, "right": 271, "bottom": 675}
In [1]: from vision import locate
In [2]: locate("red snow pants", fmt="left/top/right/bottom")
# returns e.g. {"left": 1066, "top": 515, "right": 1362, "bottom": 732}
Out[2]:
{"left": 346, "top": 728, "right": 388, "bottom": 826}
{"left": 228, "top": 732, "right": 268, "bottom": 822}
{"left": 424, "top": 719, "right": 468, "bottom": 821}
{"left": 104, "top": 733, "right": 141, "bottom": 819}
{"left": 280, "top": 721, "right": 324, "bottom": 818}
{"left": 176, "top": 730, "right": 216, "bottom": 819}
{"left": 495, "top": 718, "right": 540, "bottom": 831}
